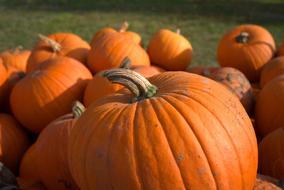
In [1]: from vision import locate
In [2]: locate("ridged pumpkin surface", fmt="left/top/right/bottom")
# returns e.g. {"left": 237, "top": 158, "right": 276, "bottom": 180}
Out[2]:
{"left": 69, "top": 70, "right": 258, "bottom": 190}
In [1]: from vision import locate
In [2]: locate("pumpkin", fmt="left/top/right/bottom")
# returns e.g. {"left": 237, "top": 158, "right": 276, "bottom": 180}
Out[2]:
{"left": 278, "top": 42, "right": 284, "bottom": 56}
{"left": 255, "top": 75, "right": 284, "bottom": 137}
{"left": 87, "top": 32, "right": 150, "bottom": 73}
{"left": 90, "top": 21, "right": 141, "bottom": 47}
{"left": 260, "top": 57, "right": 284, "bottom": 88}
{"left": 0, "top": 60, "right": 8, "bottom": 105}
{"left": 10, "top": 57, "right": 92, "bottom": 133}
{"left": 34, "top": 102, "right": 84, "bottom": 190}
{"left": 132, "top": 65, "right": 165, "bottom": 78}
{"left": 27, "top": 33, "right": 90, "bottom": 73}
{"left": 188, "top": 66, "right": 254, "bottom": 115}
{"left": 217, "top": 24, "right": 276, "bottom": 82}
{"left": 68, "top": 69, "right": 258, "bottom": 190}
{"left": 253, "top": 174, "right": 281, "bottom": 190}
{"left": 259, "top": 128, "right": 284, "bottom": 180}
{"left": 18, "top": 145, "right": 46, "bottom": 190}
{"left": 147, "top": 29, "right": 193, "bottom": 71}
{"left": 251, "top": 83, "right": 261, "bottom": 101}
{"left": 0, "top": 114, "right": 29, "bottom": 174}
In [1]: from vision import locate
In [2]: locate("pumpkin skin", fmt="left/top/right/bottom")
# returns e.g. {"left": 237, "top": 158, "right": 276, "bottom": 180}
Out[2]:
{"left": 10, "top": 57, "right": 92, "bottom": 133}
{"left": 278, "top": 42, "right": 284, "bottom": 56}
{"left": 0, "top": 60, "right": 8, "bottom": 105}
{"left": 147, "top": 29, "right": 193, "bottom": 71}
{"left": 27, "top": 33, "right": 90, "bottom": 73}
{"left": 132, "top": 65, "right": 165, "bottom": 78}
{"left": 258, "top": 128, "right": 284, "bottom": 180}
{"left": 0, "top": 114, "right": 29, "bottom": 174}
{"left": 188, "top": 66, "right": 254, "bottom": 115}
{"left": 69, "top": 69, "right": 258, "bottom": 190}
{"left": 255, "top": 75, "right": 284, "bottom": 137}
{"left": 217, "top": 24, "right": 276, "bottom": 82}
{"left": 34, "top": 110, "right": 81, "bottom": 190}
{"left": 253, "top": 174, "right": 281, "bottom": 190}
{"left": 260, "top": 57, "right": 284, "bottom": 88}
{"left": 88, "top": 32, "right": 150, "bottom": 73}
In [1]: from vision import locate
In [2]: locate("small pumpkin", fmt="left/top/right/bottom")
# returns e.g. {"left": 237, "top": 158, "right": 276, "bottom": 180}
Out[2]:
{"left": 27, "top": 33, "right": 90, "bottom": 73}
{"left": 255, "top": 75, "right": 284, "bottom": 137}
{"left": 259, "top": 128, "right": 284, "bottom": 180}
{"left": 87, "top": 32, "right": 150, "bottom": 73}
{"left": 90, "top": 21, "right": 141, "bottom": 46}
{"left": 260, "top": 57, "right": 284, "bottom": 88}
{"left": 278, "top": 42, "right": 284, "bottom": 56}
{"left": 69, "top": 69, "right": 257, "bottom": 190}
{"left": 217, "top": 24, "right": 276, "bottom": 82}
{"left": 0, "top": 114, "right": 30, "bottom": 174}
{"left": 34, "top": 102, "right": 83, "bottom": 190}
{"left": 10, "top": 57, "right": 92, "bottom": 133}
{"left": 147, "top": 29, "right": 193, "bottom": 71}
{"left": 188, "top": 66, "right": 254, "bottom": 115}
{"left": 253, "top": 174, "right": 281, "bottom": 190}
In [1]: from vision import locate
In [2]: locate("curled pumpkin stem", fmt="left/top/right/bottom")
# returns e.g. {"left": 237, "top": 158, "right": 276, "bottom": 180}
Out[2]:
{"left": 38, "top": 34, "right": 62, "bottom": 52}
{"left": 101, "top": 68, "right": 157, "bottom": 101}
{"left": 235, "top": 32, "right": 250, "bottom": 43}
{"left": 119, "top": 21, "right": 129, "bottom": 32}
{"left": 119, "top": 57, "right": 132, "bottom": 69}
{"left": 72, "top": 101, "right": 86, "bottom": 118}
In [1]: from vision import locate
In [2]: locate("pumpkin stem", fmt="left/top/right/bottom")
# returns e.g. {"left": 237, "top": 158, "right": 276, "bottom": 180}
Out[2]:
{"left": 176, "top": 28, "right": 181, "bottom": 35}
{"left": 119, "top": 57, "right": 131, "bottom": 69}
{"left": 0, "top": 162, "right": 18, "bottom": 187}
{"left": 119, "top": 21, "right": 129, "bottom": 32}
{"left": 235, "top": 32, "right": 250, "bottom": 43}
{"left": 38, "top": 34, "right": 62, "bottom": 52}
{"left": 72, "top": 101, "right": 86, "bottom": 118}
{"left": 102, "top": 68, "right": 157, "bottom": 101}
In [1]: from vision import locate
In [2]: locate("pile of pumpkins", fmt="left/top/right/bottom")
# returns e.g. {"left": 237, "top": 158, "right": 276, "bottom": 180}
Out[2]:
{"left": 0, "top": 21, "right": 284, "bottom": 190}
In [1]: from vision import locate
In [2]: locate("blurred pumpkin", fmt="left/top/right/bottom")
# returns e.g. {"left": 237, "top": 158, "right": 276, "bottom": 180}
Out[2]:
{"left": 217, "top": 24, "right": 275, "bottom": 82}
{"left": 69, "top": 69, "right": 257, "bottom": 190}
{"left": 278, "top": 42, "right": 284, "bottom": 56}
{"left": 260, "top": 57, "right": 284, "bottom": 88}
{"left": 147, "top": 29, "right": 193, "bottom": 71}
{"left": 10, "top": 57, "right": 92, "bottom": 133}
{"left": 27, "top": 33, "right": 90, "bottom": 73}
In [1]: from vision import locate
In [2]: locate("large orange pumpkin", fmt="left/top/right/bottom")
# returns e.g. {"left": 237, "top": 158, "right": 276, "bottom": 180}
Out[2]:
{"left": 27, "top": 33, "right": 90, "bottom": 73}
{"left": 255, "top": 75, "right": 284, "bottom": 137}
{"left": 147, "top": 29, "right": 193, "bottom": 71}
{"left": 34, "top": 102, "right": 83, "bottom": 190}
{"left": 0, "top": 114, "right": 30, "bottom": 174}
{"left": 69, "top": 69, "right": 258, "bottom": 190}
{"left": 90, "top": 21, "right": 142, "bottom": 46}
{"left": 217, "top": 24, "right": 275, "bottom": 82}
{"left": 260, "top": 57, "right": 284, "bottom": 88}
{"left": 188, "top": 66, "right": 254, "bottom": 115}
{"left": 87, "top": 32, "right": 150, "bottom": 73}
{"left": 259, "top": 128, "right": 284, "bottom": 180}
{"left": 10, "top": 57, "right": 92, "bottom": 133}
{"left": 278, "top": 42, "right": 284, "bottom": 56}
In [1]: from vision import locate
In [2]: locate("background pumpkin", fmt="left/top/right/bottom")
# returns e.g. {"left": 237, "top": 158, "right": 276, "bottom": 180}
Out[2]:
{"left": 147, "top": 29, "right": 193, "bottom": 71}
{"left": 0, "top": 114, "right": 30, "bottom": 174}
{"left": 131, "top": 65, "right": 165, "bottom": 78}
{"left": 255, "top": 75, "right": 284, "bottom": 137}
{"left": 260, "top": 57, "right": 284, "bottom": 88}
{"left": 188, "top": 66, "right": 254, "bottom": 115}
{"left": 278, "top": 42, "right": 284, "bottom": 56}
{"left": 258, "top": 128, "right": 284, "bottom": 180}
{"left": 27, "top": 33, "right": 90, "bottom": 73}
{"left": 0, "top": 60, "right": 8, "bottom": 106}
{"left": 10, "top": 57, "right": 92, "bottom": 133}
{"left": 34, "top": 102, "right": 83, "bottom": 190}
{"left": 217, "top": 24, "right": 276, "bottom": 82}
{"left": 69, "top": 69, "right": 257, "bottom": 190}
{"left": 87, "top": 32, "right": 150, "bottom": 73}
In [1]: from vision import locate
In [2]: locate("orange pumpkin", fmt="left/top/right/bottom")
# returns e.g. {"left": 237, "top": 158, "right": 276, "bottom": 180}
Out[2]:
{"left": 260, "top": 57, "right": 284, "bottom": 88}
{"left": 0, "top": 114, "right": 29, "bottom": 174}
{"left": 87, "top": 32, "right": 150, "bottom": 73}
{"left": 147, "top": 29, "right": 193, "bottom": 71}
{"left": 90, "top": 21, "right": 141, "bottom": 46}
{"left": 27, "top": 33, "right": 90, "bottom": 73}
{"left": 132, "top": 65, "right": 165, "bottom": 78}
{"left": 34, "top": 102, "right": 83, "bottom": 190}
{"left": 259, "top": 128, "right": 284, "bottom": 180}
{"left": 255, "top": 75, "right": 284, "bottom": 137}
{"left": 278, "top": 42, "right": 284, "bottom": 56}
{"left": 217, "top": 24, "right": 276, "bottom": 82}
{"left": 0, "top": 60, "right": 8, "bottom": 105}
{"left": 10, "top": 57, "right": 92, "bottom": 133}
{"left": 188, "top": 66, "right": 254, "bottom": 115}
{"left": 69, "top": 69, "right": 258, "bottom": 190}
{"left": 253, "top": 174, "right": 281, "bottom": 190}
